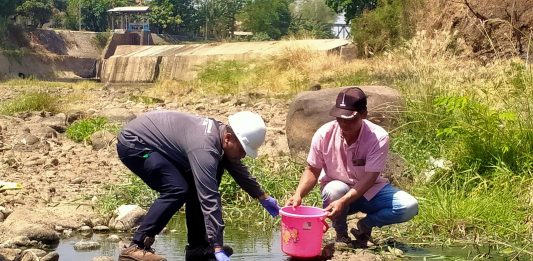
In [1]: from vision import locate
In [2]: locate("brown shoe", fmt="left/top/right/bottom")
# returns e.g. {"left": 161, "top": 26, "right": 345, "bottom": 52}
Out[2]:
{"left": 119, "top": 244, "right": 167, "bottom": 261}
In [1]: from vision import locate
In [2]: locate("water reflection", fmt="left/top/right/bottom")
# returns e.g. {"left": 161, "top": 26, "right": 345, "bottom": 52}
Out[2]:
{"left": 54, "top": 213, "right": 518, "bottom": 260}
{"left": 56, "top": 213, "right": 289, "bottom": 260}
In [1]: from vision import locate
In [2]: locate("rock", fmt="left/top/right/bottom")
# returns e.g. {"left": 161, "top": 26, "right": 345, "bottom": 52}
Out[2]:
{"left": 40, "top": 251, "right": 59, "bottom": 261}
{"left": 106, "top": 235, "right": 121, "bottom": 242}
{"left": 108, "top": 205, "right": 146, "bottom": 231}
{"left": 73, "top": 241, "right": 100, "bottom": 251}
{"left": 79, "top": 226, "right": 92, "bottom": 233}
{"left": 91, "top": 257, "right": 113, "bottom": 261}
{"left": 17, "top": 249, "right": 39, "bottom": 261}
{"left": 92, "top": 226, "right": 110, "bottom": 232}
{"left": 0, "top": 248, "right": 21, "bottom": 261}
{"left": 38, "top": 114, "right": 67, "bottom": 133}
{"left": 22, "top": 249, "right": 47, "bottom": 258}
{"left": 340, "top": 44, "right": 358, "bottom": 60}
{"left": 19, "top": 134, "right": 40, "bottom": 146}
{"left": 0, "top": 236, "right": 32, "bottom": 248}
{"left": 97, "top": 108, "right": 135, "bottom": 124}
{"left": 66, "top": 111, "right": 86, "bottom": 124}
{"left": 71, "top": 178, "right": 84, "bottom": 184}
{"left": 62, "top": 229, "right": 73, "bottom": 238}
{"left": 286, "top": 86, "right": 403, "bottom": 161}
{"left": 0, "top": 207, "right": 12, "bottom": 219}
{"left": 89, "top": 130, "right": 115, "bottom": 150}
{"left": 18, "top": 226, "right": 60, "bottom": 246}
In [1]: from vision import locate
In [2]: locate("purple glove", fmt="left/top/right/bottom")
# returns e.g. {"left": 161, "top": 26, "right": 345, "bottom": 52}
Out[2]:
{"left": 260, "top": 196, "right": 280, "bottom": 217}
{"left": 215, "top": 250, "right": 230, "bottom": 261}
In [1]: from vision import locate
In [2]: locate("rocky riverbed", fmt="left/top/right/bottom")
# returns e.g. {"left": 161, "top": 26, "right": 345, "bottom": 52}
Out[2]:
{"left": 0, "top": 82, "right": 388, "bottom": 261}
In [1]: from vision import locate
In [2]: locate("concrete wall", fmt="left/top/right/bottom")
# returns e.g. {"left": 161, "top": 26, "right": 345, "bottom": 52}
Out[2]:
{"left": 0, "top": 53, "right": 96, "bottom": 79}
{"left": 100, "top": 39, "right": 352, "bottom": 83}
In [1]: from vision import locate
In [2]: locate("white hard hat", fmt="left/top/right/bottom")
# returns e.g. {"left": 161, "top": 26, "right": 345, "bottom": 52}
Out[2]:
{"left": 228, "top": 111, "right": 266, "bottom": 158}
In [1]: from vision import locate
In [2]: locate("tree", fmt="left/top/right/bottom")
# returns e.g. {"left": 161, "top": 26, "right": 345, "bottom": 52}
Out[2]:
{"left": 240, "top": 0, "right": 292, "bottom": 40}
{"left": 170, "top": 0, "right": 198, "bottom": 35}
{"left": 298, "top": 0, "right": 336, "bottom": 24}
{"left": 199, "top": 0, "right": 246, "bottom": 39}
{"left": 82, "top": 0, "right": 112, "bottom": 32}
{"left": 149, "top": 0, "right": 182, "bottom": 33}
{"left": 0, "top": 0, "right": 19, "bottom": 18}
{"left": 16, "top": 0, "right": 53, "bottom": 27}
{"left": 289, "top": 0, "right": 336, "bottom": 38}
{"left": 351, "top": 0, "right": 415, "bottom": 54}
{"left": 324, "top": 0, "right": 376, "bottom": 23}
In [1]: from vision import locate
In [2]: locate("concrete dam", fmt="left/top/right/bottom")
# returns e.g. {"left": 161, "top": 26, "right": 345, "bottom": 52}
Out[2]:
{"left": 99, "top": 39, "right": 352, "bottom": 83}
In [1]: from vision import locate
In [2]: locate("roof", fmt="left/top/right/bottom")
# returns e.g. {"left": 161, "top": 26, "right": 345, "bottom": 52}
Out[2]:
{"left": 107, "top": 6, "right": 150, "bottom": 13}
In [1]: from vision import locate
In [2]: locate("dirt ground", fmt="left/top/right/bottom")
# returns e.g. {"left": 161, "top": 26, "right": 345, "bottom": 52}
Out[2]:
{"left": 0, "top": 82, "right": 290, "bottom": 244}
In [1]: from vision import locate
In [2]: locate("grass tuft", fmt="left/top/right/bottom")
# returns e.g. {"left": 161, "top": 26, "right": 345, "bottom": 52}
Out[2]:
{"left": 0, "top": 91, "right": 59, "bottom": 115}
{"left": 66, "top": 117, "right": 120, "bottom": 143}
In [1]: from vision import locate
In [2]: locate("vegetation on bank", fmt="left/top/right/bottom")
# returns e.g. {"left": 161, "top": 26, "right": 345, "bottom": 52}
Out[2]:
{"left": 1, "top": 29, "right": 531, "bottom": 256}
{"left": 0, "top": 91, "right": 59, "bottom": 115}
{"left": 131, "top": 31, "right": 533, "bottom": 256}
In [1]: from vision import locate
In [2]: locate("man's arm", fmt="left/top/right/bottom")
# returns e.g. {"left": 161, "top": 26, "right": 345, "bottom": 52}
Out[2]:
{"left": 285, "top": 164, "right": 321, "bottom": 207}
{"left": 223, "top": 159, "right": 265, "bottom": 199}
{"left": 188, "top": 149, "right": 225, "bottom": 248}
{"left": 324, "top": 171, "right": 380, "bottom": 218}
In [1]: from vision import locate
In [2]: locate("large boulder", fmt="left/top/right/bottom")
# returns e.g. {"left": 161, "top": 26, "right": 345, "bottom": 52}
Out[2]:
{"left": 286, "top": 86, "right": 403, "bottom": 161}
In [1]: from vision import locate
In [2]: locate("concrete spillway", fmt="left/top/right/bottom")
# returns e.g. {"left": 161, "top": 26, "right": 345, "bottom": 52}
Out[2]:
{"left": 100, "top": 39, "right": 351, "bottom": 83}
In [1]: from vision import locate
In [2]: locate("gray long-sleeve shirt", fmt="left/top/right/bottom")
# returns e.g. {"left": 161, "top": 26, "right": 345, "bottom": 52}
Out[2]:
{"left": 117, "top": 110, "right": 265, "bottom": 246}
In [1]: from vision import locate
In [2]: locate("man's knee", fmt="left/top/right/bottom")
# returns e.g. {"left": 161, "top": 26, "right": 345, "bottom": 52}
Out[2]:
{"left": 321, "top": 180, "right": 350, "bottom": 205}
{"left": 392, "top": 191, "right": 419, "bottom": 222}
{"left": 160, "top": 183, "right": 189, "bottom": 200}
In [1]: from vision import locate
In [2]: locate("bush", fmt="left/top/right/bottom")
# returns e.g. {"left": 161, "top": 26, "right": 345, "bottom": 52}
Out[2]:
{"left": 351, "top": 0, "right": 420, "bottom": 55}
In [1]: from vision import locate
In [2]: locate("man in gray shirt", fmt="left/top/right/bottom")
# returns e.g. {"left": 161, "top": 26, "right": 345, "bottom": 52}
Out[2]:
{"left": 116, "top": 110, "right": 280, "bottom": 261}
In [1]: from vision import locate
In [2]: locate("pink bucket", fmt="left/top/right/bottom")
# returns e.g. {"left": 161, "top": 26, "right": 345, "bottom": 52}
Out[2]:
{"left": 279, "top": 206, "right": 329, "bottom": 258}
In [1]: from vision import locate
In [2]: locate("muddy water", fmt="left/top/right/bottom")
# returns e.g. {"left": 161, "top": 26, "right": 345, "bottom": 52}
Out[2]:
{"left": 55, "top": 213, "right": 511, "bottom": 260}
{"left": 56, "top": 213, "right": 287, "bottom": 260}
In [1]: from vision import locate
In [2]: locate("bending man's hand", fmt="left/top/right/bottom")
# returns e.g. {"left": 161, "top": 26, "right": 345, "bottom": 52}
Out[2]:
{"left": 215, "top": 250, "right": 230, "bottom": 261}
{"left": 285, "top": 194, "right": 302, "bottom": 208}
{"left": 324, "top": 199, "right": 347, "bottom": 219}
{"left": 260, "top": 196, "right": 280, "bottom": 217}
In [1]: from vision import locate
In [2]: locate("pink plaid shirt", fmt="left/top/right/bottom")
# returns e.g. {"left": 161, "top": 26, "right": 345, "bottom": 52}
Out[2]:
{"left": 307, "top": 120, "right": 390, "bottom": 200}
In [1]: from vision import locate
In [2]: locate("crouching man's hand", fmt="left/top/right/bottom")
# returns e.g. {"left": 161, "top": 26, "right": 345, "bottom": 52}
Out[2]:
{"left": 259, "top": 195, "right": 280, "bottom": 217}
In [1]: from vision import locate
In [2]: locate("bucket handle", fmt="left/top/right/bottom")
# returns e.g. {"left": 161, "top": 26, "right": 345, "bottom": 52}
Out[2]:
{"left": 321, "top": 217, "right": 329, "bottom": 232}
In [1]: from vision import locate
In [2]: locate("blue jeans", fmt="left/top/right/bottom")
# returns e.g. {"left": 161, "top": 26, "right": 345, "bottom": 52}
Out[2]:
{"left": 321, "top": 180, "right": 419, "bottom": 234}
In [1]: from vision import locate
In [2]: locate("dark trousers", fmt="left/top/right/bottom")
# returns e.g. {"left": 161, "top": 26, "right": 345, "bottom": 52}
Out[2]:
{"left": 117, "top": 142, "right": 219, "bottom": 248}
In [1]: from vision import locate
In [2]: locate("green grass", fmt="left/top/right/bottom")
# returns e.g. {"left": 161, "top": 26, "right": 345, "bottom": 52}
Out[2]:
{"left": 196, "top": 60, "right": 253, "bottom": 95}
{"left": 220, "top": 157, "right": 322, "bottom": 220}
{"left": 388, "top": 55, "right": 533, "bottom": 251}
{"left": 66, "top": 117, "right": 120, "bottom": 143}
{"left": 0, "top": 91, "right": 59, "bottom": 115}
{"left": 96, "top": 157, "right": 321, "bottom": 225}
{"left": 96, "top": 174, "right": 158, "bottom": 217}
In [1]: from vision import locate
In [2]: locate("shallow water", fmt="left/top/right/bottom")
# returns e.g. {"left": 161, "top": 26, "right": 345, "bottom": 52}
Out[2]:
{"left": 55, "top": 213, "right": 518, "bottom": 260}
{"left": 57, "top": 213, "right": 287, "bottom": 260}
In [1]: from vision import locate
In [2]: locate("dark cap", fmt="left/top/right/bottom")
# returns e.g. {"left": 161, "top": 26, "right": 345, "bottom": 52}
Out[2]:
{"left": 329, "top": 87, "right": 367, "bottom": 119}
